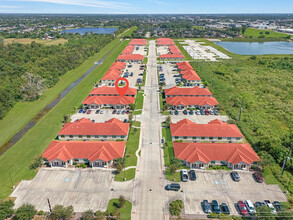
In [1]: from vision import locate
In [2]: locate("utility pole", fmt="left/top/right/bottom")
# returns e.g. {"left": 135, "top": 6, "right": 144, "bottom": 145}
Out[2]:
{"left": 281, "top": 149, "right": 291, "bottom": 176}
{"left": 47, "top": 198, "right": 53, "bottom": 220}
{"left": 9, "top": 171, "right": 14, "bottom": 189}
{"left": 238, "top": 99, "right": 244, "bottom": 121}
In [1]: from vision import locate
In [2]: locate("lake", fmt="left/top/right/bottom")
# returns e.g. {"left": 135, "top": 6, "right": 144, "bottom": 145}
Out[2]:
{"left": 60, "top": 27, "right": 118, "bottom": 35}
{"left": 214, "top": 41, "right": 293, "bottom": 55}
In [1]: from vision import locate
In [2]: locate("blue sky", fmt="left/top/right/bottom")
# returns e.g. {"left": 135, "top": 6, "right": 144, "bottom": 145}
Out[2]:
{"left": 1, "top": 0, "right": 293, "bottom": 14}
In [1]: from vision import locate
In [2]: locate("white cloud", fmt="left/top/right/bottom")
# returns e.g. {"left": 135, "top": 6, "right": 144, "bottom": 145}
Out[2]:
{"left": 13, "top": 0, "right": 128, "bottom": 9}
{"left": 0, "top": 5, "right": 21, "bottom": 8}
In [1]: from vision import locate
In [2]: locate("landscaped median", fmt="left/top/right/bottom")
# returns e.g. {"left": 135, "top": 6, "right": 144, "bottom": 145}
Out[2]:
{"left": 132, "top": 90, "right": 144, "bottom": 115}
{"left": 0, "top": 39, "right": 130, "bottom": 198}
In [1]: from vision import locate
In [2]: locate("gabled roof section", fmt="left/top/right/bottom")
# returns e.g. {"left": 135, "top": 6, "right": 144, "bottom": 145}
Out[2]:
{"left": 83, "top": 96, "right": 135, "bottom": 106}
{"left": 90, "top": 86, "right": 137, "bottom": 96}
{"left": 130, "top": 39, "right": 147, "bottom": 45}
{"left": 117, "top": 54, "right": 144, "bottom": 61}
{"left": 166, "top": 96, "right": 218, "bottom": 107}
{"left": 165, "top": 86, "right": 211, "bottom": 97}
{"left": 110, "top": 62, "right": 126, "bottom": 70}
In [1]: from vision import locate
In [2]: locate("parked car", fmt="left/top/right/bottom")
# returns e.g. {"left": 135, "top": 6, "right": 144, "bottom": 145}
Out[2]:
{"left": 175, "top": 110, "right": 179, "bottom": 115}
{"left": 188, "top": 110, "right": 193, "bottom": 115}
{"left": 231, "top": 171, "right": 240, "bottom": 182}
{"left": 123, "top": 119, "right": 128, "bottom": 123}
{"left": 91, "top": 120, "right": 95, "bottom": 123}
{"left": 202, "top": 200, "right": 211, "bottom": 214}
{"left": 112, "top": 110, "right": 117, "bottom": 114}
{"left": 273, "top": 201, "right": 283, "bottom": 211}
{"left": 183, "top": 110, "right": 187, "bottom": 115}
{"left": 123, "top": 73, "right": 128, "bottom": 78}
{"left": 265, "top": 200, "right": 277, "bottom": 214}
{"left": 95, "top": 109, "right": 100, "bottom": 114}
{"left": 237, "top": 201, "right": 248, "bottom": 215}
{"left": 253, "top": 171, "right": 264, "bottom": 183}
{"left": 126, "top": 110, "right": 130, "bottom": 114}
{"left": 78, "top": 109, "right": 83, "bottom": 113}
{"left": 180, "top": 169, "right": 188, "bottom": 182}
{"left": 86, "top": 109, "right": 91, "bottom": 114}
{"left": 255, "top": 201, "right": 266, "bottom": 208}
{"left": 209, "top": 110, "right": 214, "bottom": 115}
{"left": 117, "top": 110, "right": 121, "bottom": 115}
{"left": 159, "top": 78, "right": 166, "bottom": 81}
{"left": 100, "top": 110, "right": 104, "bottom": 114}
{"left": 82, "top": 109, "right": 87, "bottom": 113}
{"left": 189, "top": 170, "right": 196, "bottom": 181}
{"left": 200, "top": 110, "right": 205, "bottom": 115}
{"left": 205, "top": 110, "right": 210, "bottom": 115}
{"left": 128, "top": 65, "right": 132, "bottom": 68}
{"left": 165, "top": 183, "right": 180, "bottom": 191}
{"left": 170, "top": 110, "right": 174, "bottom": 115}
{"left": 211, "top": 200, "right": 221, "bottom": 214}
{"left": 139, "top": 73, "right": 144, "bottom": 76}
{"left": 130, "top": 72, "right": 133, "bottom": 76}
{"left": 220, "top": 203, "right": 230, "bottom": 215}
{"left": 214, "top": 109, "right": 219, "bottom": 115}
{"left": 122, "top": 110, "right": 126, "bottom": 114}
{"left": 139, "top": 67, "right": 144, "bottom": 70}
{"left": 196, "top": 110, "right": 201, "bottom": 115}
{"left": 245, "top": 200, "right": 256, "bottom": 214}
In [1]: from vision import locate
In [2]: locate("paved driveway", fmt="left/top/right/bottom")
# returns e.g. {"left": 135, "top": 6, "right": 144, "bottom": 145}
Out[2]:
{"left": 164, "top": 170, "right": 287, "bottom": 216}
{"left": 11, "top": 168, "right": 134, "bottom": 212}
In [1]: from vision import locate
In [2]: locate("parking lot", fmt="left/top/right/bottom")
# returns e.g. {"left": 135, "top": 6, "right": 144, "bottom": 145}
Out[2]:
{"left": 123, "top": 63, "right": 145, "bottom": 87}
{"left": 11, "top": 168, "right": 134, "bottom": 212}
{"left": 157, "top": 46, "right": 169, "bottom": 56}
{"left": 71, "top": 109, "right": 129, "bottom": 122}
{"left": 158, "top": 63, "right": 178, "bottom": 88}
{"left": 132, "top": 46, "right": 147, "bottom": 56}
{"left": 165, "top": 170, "right": 287, "bottom": 215}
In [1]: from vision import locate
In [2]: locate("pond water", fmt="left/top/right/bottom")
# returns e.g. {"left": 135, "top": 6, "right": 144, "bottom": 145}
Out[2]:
{"left": 61, "top": 27, "right": 118, "bottom": 35}
{"left": 214, "top": 41, "right": 293, "bottom": 55}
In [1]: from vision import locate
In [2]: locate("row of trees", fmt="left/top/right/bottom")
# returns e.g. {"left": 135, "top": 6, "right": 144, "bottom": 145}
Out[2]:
{"left": 0, "top": 33, "right": 114, "bottom": 119}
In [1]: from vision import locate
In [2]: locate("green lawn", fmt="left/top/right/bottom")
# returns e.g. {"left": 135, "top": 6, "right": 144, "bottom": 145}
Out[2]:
{"left": 106, "top": 198, "right": 132, "bottom": 220}
{"left": 135, "top": 91, "right": 144, "bottom": 110}
{"left": 165, "top": 170, "right": 181, "bottom": 182}
{"left": 143, "top": 57, "right": 148, "bottom": 64}
{"left": 175, "top": 40, "right": 193, "bottom": 61}
{"left": 124, "top": 121, "right": 141, "bottom": 167}
{"left": 244, "top": 28, "right": 289, "bottom": 38}
{"left": 114, "top": 168, "right": 136, "bottom": 182}
{"left": 262, "top": 166, "right": 286, "bottom": 191}
{"left": 162, "top": 122, "right": 174, "bottom": 167}
{"left": 132, "top": 121, "right": 141, "bottom": 128}
{"left": 133, "top": 110, "right": 142, "bottom": 115}
{"left": 0, "top": 39, "right": 130, "bottom": 198}
{"left": 119, "top": 26, "right": 137, "bottom": 38}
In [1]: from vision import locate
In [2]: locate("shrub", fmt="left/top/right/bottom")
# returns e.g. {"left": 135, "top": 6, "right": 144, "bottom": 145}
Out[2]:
{"left": 81, "top": 209, "right": 95, "bottom": 220}
{"left": 15, "top": 203, "right": 37, "bottom": 220}
{"left": 0, "top": 200, "right": 14, "bottom": 220}
{"left": 30, "top": 155, "right": 43, "bottom": 170}
{"left": 117, "top": 195, "right": 126, "bottom": 208}
{"left": 76, "top": 164, "right": 87, "bottom": 168}
{"left": 52, "top": 205, "right": 74, "bottom": 220}
{"left": 169, "top": 200, "right": 183, "bottom": 216}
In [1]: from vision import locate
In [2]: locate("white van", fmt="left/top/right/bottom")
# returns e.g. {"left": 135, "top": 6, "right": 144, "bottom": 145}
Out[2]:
{"left": 245, "top": 200, "right": 256, "bottom": 214}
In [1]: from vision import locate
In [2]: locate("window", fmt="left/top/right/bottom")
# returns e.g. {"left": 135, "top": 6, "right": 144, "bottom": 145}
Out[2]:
{"left": 236, "top": 137, "right": 241, "bottom": 140}
{"left": 60, "top": 135, "right": 65, "bottom": 138}
{"left": 218, "top": 137, "right": 222, "bottom": 140}
{"left": 227, "top": 137, "right": 232, "bottom": 140}
{"left": 201, "top": 137, "right": 205, "bottom": 140}
{"left": 220, "top": 161, "right": 226, "bottom": 165}
{"left": 95, "top": 135, "right": 99, "bottom": 138}
{"left": 121, "top": 136, "right": 125, "bottom": 138}
{"left": 112, "top": 135, "right": 116, "bottom": 138}
{"left": 192, "top": 137, "right": 196, "bottom": 140}
{"left": 78, "top": 135, "right": 82, "bottom": 138}
{"left": 209, "top": 137, "right": 213, "bottom": 140}
{"left": 183, "top": 136, "right": 187, "bottom": 139}
{"left": 211, "top": 161, "right": 215, "bottom": 164}
{"left": 175, "top": 136, "right": 179, "bottom": 139}
{"left": 69, "top": 135, "right": 73, "bottom": 138}
{"left": 87, "top": 135, "right": 91, "bottom": 138}
{"left": 103, "top": 135, "right": 107, "bottom": 138}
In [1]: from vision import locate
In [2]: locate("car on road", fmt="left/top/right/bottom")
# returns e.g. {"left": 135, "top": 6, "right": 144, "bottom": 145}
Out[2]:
{"left": 196, "top": 110, "right": 201, "bottom": 115}
{"left": 189, "top": 170, "right": 196, "bottom": 181}
{"left": 189, "top": 110, "right": 194, "bottom": 115}
{"left": 273, "top": 201, "right": 283, "bottom": 211}
{"left": 78, "top": 109, "right": 83, "bottom": 113}
{"left": 95, "top": 109, "right": 100, "bottom": 114}
{"left": 205, "top": 110, "right": 210, "bottom": 115}
{"left": 253, "top": 171, "right": 264, "bottom": 183}
{"left": 100, "top": 110, "right": 104, "bottom": 114}
{"left": 180, "top": 169, "right": 188, "bottom": 182}
{"left": 86, "top": 109, "right": 91, "bottom": 114}
{"left": 211, "top": 200, "right": 221, "bottom": 214}
{"left": 265, "top": 200, "right": 277, "bottom": 214}
{"left": 255, "top": 201, "right": 266, "bottom": 208}
{"left": 183, "top": 110, "right": 187, "bottom": 115}
{"left": 231, "top": 171, "right": 240, "bottom": 182}
{"left": 165, "top": 183, "right": 180, "bottom": 191}
{"left": 112, "top": 110, "right": 117, "bottom": 114}
{"left": 214, "top": 109, "right": 219, "bottom": 115}
{"left": 245, "top": 200, "right": 256, "bottom": 214}
{"left": 237, "top": 201, "right": 248, "bottom": 215}
{"left": 170, "top": 110, "right": 174, "bottom": 115}
{"left": 220, "top": 203, "right": 230, "bottom": 215}
{"left": 175, "top": 110, "right": 179, "bottom": 115}
{"left": 202, "top": 200, "right": 211, "bottom": 214}
{"left": 200, "top": 109, "right": 205, "bottom": 115}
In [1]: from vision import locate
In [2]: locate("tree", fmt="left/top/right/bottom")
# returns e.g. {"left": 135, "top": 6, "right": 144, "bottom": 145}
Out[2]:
{"left": 30, "top": 155, "right": 43, "bottom": 170}
{"left": 255, "top": 206, "right": 276, "bottom": 220}
{"left": 117, "top": 195, "right": 126, "bottom": 208}
{"left": 0, "top": 200, "right": 14, "bottom": 220}
{"left": 129, "top": 104, "right": 135, "bottom": 110}
{"left": 95, "top": 210, "right": 104, "bottom": 220}
{"left": 81, "top": 209, "right": 95, "bottom": 220}
{"left": 116, "top": 163, "right": 123, "bottom": 174}
{"left": 15, "top": 203, "right": 37, "bottom": 220}
{"left": 166, "top": 116, "right": 171, "bottom": 123}
{"left": 128, "top": 114, "right": 133, "bottom": 121}
{"left": 20, "top": 72, "right": 46, "bottom": 101}
{"left": 52, "top": 205, "right": 74, "bottom": 220}
{"left": 169, "top": 164, "right": 177, "bottom": 175}
{"left": 277, "top": 210, "right": 293, "bottom": 219}
{"left": 170, "top": 158, "right": 183, "bottom": 169}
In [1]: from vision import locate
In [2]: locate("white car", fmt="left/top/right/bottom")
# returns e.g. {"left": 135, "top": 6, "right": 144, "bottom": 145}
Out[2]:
{"left": 180, "top": 169, "right": 189, "bottom": 182}
{"left": 265, "top": 200, "right": 277, "bottom": 214}
{"left": 245, "top": 200, "right": 256, "bottom": 214}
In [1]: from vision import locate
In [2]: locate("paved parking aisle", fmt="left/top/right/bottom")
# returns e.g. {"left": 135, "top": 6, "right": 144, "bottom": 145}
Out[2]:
{"left": 162, "top": 114, "right": 229, "bottom": 124}
{"left": 11, "top": 168, "right": 134, "bottom": 212}
{"left": 159, "top": 63, "right": 178, "bottom": 88}
{"left": 123, "top": 63, "right": 145, "bottom": 87}
{"left": 133, "top": 46, "right": 147, "bottom": 56}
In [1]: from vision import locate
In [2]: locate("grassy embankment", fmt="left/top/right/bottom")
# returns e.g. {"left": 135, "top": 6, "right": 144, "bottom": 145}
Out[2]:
{"left": 0, "top": 38, "right": 122, "bottom": 150}
{"left": 244, "top": 28, "right": 289, "bottom": 38}
{"left": 119, "top": 26, "right": 137, "bottom": 38}
{"left": 4, "top": 38, "right": 68, "bottom": 45}
{"left": 114, "top": 168, "right": 136, "bottom": 182}
{"left": 0, "top": 39, "right": 130, "bottom": 198}
{"left": 106, "top": 199, "right": 132, "bottom": 220}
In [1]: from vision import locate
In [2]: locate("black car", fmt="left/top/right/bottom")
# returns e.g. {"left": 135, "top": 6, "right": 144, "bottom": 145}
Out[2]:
{"left": 123, "top": 119, "right": 128, "bottom": 123}
{"left": 95, "top": 109, "right": 100, "bottom": 114}
{"left": 189, "top": 110, "right": 194, "bottom": 115}
{"left": 174, "top": 110, "right": 179, "bottom": 115}
{"left": 189, "top": 170, "right": 196, "bottom": 181}
{"left": 165, "top": 183, "right": 180, "bottom": 191}
{"left": 273, "top": 201, "right": 283, "bottom": 211}
{"left": 231, "top": 171, "right": 240, "bottom": 182}
{"left": 255, "top": 201, "right": 266, "bottom": 208}
{"left": 202, "top": 200, "right": 211, "bottom": 214}
{"left": 220, "top": 203, "right": 230, "bottom": 215}
{"left": 200, "top": 109, "right": 205, "bottom": 115}
{"left": 183, "top": 110, "right": 188, "bottom": 115}
{"left": 211, "top": 200, "right": 221, "bottom": 214}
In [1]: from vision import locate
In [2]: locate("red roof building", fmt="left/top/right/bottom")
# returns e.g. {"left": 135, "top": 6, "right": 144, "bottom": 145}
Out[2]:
{"left": 130, "top": 39, "right": 147, "bottom": 45}
{"left": 89, "top": 86, "right": 137, "bottom": 97}
{"left": 117, "top": 54, "right": 144, "bottom": 62}
{"left": 110, "top": 62, "right": 126, "bottom": 70}
{"left": 173, "top": 142, "right": 260, "bottom": 170}
{"left": 157, "top": 38, "right": 175, "bottom": 46}
{"left": 177, "top": 62, "right": 193, "bottom": 70}
{"left": 170, "top": 119, "right": 244, "bottom": 142}
{"left": 101, "top": 69, "right": 121, "bottom": 81}
{"left": 159, "top": 54, "right": 185, "bottom": 60}
{"left": 168, "top": 45, "right": 182, "bottom": 54}
{"left": 121, "top": 45, "right": 135, "bottom": 54}
{"left": 166, "top": 96, "right": 218, "bottom": 109}
{"left": 43, "top": 141, "right": 126, "bottom": 167}
{"left": 165, "top": 86, "right": 212, "bottom": 97}
{"left": 58, "top": 118, "right": 130, "bottom": 141}
{"left": 83, "top": 96, "right": 135, "bottom": 109}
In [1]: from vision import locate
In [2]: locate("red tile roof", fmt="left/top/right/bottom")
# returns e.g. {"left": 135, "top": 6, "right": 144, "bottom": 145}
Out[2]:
{"left": 110, "top": 62, "right": 126, "bottom": 70}
{"left": 165, "top": 86, "right": 212, "bottom": 97}
{"left": 121, "top": 45, "right": 135, "bottom": 54}
{"left": 177, "top": 62, "right": 193, "bottom": 70}
{"left": 170, "top": 119, "right": 243, "bottom": 138}
{"left": 180, "top": 69, "right": 201, "bottom": 81}
{"left": 157, "top": 38, "right": 175, "bottom": 46}
{"left": 43, "top": 141, "right": 125, "bottom": 162}
{"left": 83, "top": 96, "right": 135, "bottom": 106}
{"left": 130, "top": 39, "right": 147, "bottom": 45}
{"left": 159, "top": 54, "right": 185, "bottom": 59}
{"left": 58, "top": 118, "right": 130, "bottom": 136}
{"left": 117, "top": 54, "right": 144, "bottom": 61}
{"left": 101, "top": 69, "right": 121, "bottom": 81}
{"left": 168, "top": 45, "right": 182, "bottom": 54}
{"left": 174, "top": 142, "right": 260, "bottom": 164}
{"left": 90, "top": 86, "right": 137, "bottom": 96}
{"left": 166, "top": 96, "right": 218, "bottom": 107}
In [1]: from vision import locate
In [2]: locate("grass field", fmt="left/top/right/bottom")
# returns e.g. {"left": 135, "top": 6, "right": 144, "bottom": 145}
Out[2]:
{"left": 0, "top": 38, "right": 122, "bottom": 150}
{"left": 114, "top": 168, "right": 136, "bottom": 182}
{"left": 4, "top": 38, "right": 68, "bottom": 45}
{"left": 162, "top": 122, "right": 174, "bottom": 167}
{"left": 119, "top": 26, "right": 137, "bottom": 38}
{"left": 165, "top": 170, "right": 181, "bottom": 182}
{"left": 124, "top": 121, "right": 141, "bottom": 167}
{"left": 135, "top": 91, "right": 144, "bottom": 110}
{"left": 174, "top": 40, "right": 193, "bottom": 61}
{"left": 244, "top": 28, "right": 289, "bottom": 38}
{"left": 106, "top": 198, "right": 132, "bottom": 220}
{"left": 0, "top": 39, "right": 129, "bottom": 198}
